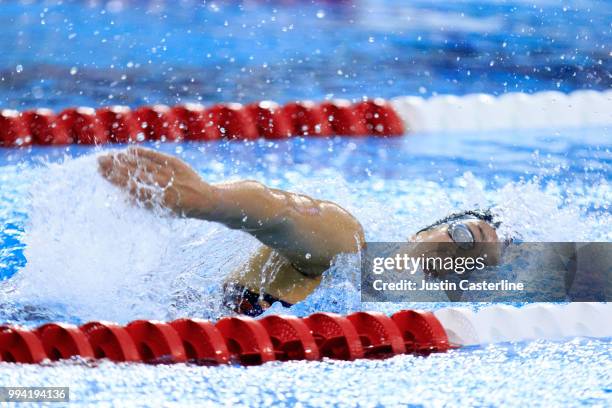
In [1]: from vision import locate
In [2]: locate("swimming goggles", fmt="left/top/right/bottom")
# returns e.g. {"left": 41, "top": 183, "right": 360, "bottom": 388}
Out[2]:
{"left": 447, "top": 222, "right": 475, "bottom": 250}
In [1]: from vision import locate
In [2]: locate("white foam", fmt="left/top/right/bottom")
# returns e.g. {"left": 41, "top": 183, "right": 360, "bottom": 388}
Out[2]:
{"left": 391, "top": 90, "right": 612, "bottom": 133}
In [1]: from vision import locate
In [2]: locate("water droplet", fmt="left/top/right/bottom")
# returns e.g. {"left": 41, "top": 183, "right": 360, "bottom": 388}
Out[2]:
{"left": 15, "top": 65, "right": 23, "bottom": 73}
{"left": 70, "top": 67, "right": 78, "bottom": 75}
{"left": 316, "top": 10, "right": 325, "bottom": 19}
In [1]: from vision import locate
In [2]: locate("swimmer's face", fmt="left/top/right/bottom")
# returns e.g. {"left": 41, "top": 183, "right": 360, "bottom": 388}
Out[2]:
{"left": 411, "top": 219, "right": 501, "bottom": 269}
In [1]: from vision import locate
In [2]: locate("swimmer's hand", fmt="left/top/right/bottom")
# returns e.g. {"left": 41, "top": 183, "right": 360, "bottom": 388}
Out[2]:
{"left": 97, "top": 147, "right": 216, "bottom": 217}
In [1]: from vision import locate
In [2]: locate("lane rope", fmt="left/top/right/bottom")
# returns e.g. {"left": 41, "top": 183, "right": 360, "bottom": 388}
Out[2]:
{"left": 0, "top": 310, "right": 449, "bottom": 365}
{"left": 1, "top": 303, "right": 609, "bottom": 365}
{"left": 2, "top": 90, "right": 610, "bottom": 146}
{"left": 0, "top": 99, "right": 403, "bottom": 146}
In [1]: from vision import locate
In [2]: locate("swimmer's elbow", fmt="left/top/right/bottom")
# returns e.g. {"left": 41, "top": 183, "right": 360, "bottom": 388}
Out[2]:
{"left": 333, "top": 207, "right": 366, "bottom": 253}
{"left": 342, "top": 225, "right": 366, "bottom": 254}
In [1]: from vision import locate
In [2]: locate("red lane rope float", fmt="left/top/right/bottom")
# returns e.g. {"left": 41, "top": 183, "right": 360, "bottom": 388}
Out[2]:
{"left": 169, "top": 318, "right": 229, "bottom": 365}
{"left": 80, "top": 321, "right": 140, "bottom": 362}
{"left": 0, "top": 310, "right": 449, "bottom": 365}
{"left": 0, "top": 110, "right": 30, "bottom": 147}
{"left": 391, "top": 310, "right": 450, "bottom": 354}
{"left": 0, "top": 326, "right": 47, "bottom": 363}
{"left": 355, "top": 100, "right": 404, "bottom": 136}
{"left": 125, "top": 320, "right": 187, "bottom": 364}
{"left": 215, "top": 316, "right": 276, "bottom": 365}
{"left": 303, "top": 312, "right": 365, "bottom": 360}
{"left": 282, "top": 101, "right": 333, "bottom": 137}
{"left": 132, "top": 106, "right": 183, "bottom": 142}
{"left": 246, "top": 101, "right": 293, "bottom": 139}
{"left": 321, "top": 100, "right": 369, "bottom": 135}
{"left": 35, "top": 323, "right": 95, "bottom": 361}
{"left": 22, "top": 109, "right": 70, "bottom": 145}
{"left": 0, "top": 98, "right": 404, "bottom": 147}
{"left": 58, "top": 107, "right": 108, "bottom": 145}
{"left": 204, "top": 103, "right": 259, "bottom": 140}
{"left": 260, "top": 315, "right": 320, "bottom": 361}
{"left": 169, "top": 104, "right": 208, "bottom": 141}
{"left": 347, "top": 312, "right": 406, "bottom": 359}
{"left": 96, "top": 105, "right": 140, "bottom": 143}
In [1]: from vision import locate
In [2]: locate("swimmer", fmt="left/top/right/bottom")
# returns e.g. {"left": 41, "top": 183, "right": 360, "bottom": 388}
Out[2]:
{"left": 98, "top": 147, "right": 501, "bottom": 315}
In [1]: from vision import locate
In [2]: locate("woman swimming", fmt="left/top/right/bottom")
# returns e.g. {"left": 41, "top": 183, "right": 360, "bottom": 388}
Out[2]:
{"left": 98, "top": 147, "right": 501, "bottom": 315}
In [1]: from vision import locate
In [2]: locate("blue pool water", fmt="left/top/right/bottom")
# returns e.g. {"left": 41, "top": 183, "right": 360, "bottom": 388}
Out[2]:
{"left": 0, "top": 0, "right": 610, "bottom": 109}
{"left": 0, "top": 0, "right": 611, "bottom": 406}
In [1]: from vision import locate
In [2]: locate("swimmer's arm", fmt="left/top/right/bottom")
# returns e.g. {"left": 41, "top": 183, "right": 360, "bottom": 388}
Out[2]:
{"left": 199, "top": 180, "right": 365, "bottom": 276}
{"left": 98, "top": 147, "right": 365, "bottom": 276}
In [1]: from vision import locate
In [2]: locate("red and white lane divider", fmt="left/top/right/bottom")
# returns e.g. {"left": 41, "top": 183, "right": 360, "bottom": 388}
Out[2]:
{"left": 0, "top": 310, "right": 449, "bottom": 365}
{"left": 0, "top": 99, "right": 404, "bottom": 147}
{"left": 1, "top": 303, "right": 609, "bottom": 365}
{"left": 2, "top": 91, "right": 610, "bottom": 146}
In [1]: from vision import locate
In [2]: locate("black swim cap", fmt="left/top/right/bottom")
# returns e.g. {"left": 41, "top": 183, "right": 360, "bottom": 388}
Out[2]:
{"left": 417, "top": 209, "right": 501, "bottom": 235}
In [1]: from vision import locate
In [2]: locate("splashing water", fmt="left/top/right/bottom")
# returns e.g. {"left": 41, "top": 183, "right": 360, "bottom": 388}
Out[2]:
{"left": 1, "top": 153, "right": 261, "bottom": 323}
